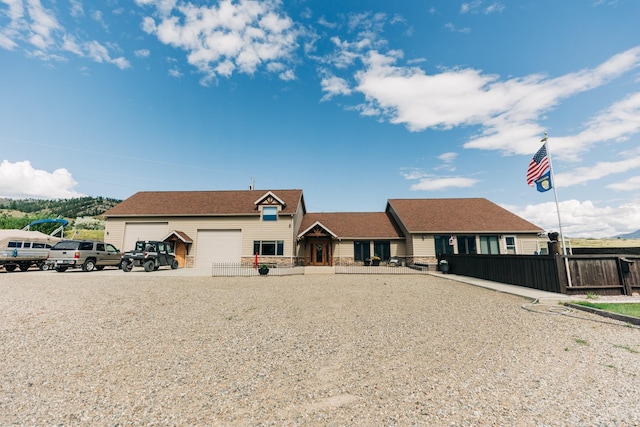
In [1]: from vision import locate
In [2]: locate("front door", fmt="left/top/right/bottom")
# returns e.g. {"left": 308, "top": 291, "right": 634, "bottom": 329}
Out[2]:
{"left": 308, "top": 238, "right": 332, "bottom": 266}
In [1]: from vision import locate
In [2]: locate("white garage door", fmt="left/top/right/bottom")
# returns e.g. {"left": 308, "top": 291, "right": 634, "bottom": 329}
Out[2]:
{"left": 196, "top": 230, "right": 242, "bottom": 267}
{"left": 123, "top": 222, "right": 169, "bottom": 252}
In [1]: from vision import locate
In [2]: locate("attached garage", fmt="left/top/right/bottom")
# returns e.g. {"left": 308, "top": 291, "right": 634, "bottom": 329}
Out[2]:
{"left": 195, "top": 230, "right": 242, "bottom": 267}
{"left": 122, "top": 222, "right": 169, "bottom": 252}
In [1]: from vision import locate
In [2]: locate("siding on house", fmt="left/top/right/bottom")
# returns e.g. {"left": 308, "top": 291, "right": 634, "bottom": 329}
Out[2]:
{"left": 106, "top": 215, "right": 299, "bottom": 258}
{"left": 411, "top": 235, "right": 435, "bottom": 258}
{"left": 517, "top": 237, "right": 541, "bottom": 254}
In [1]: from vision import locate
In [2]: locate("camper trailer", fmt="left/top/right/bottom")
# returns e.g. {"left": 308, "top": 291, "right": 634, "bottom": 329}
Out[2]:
{"left": 0, "top": 230, "right": 61, "bottom": 272}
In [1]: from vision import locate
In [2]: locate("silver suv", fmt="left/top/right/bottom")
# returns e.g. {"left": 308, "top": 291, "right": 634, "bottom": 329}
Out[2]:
{"left": 49, "top": 240, "right": 122, "bottom": 272}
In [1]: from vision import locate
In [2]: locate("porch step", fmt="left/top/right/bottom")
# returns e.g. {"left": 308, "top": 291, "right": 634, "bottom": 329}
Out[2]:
{"left": 304, "top": 266, "right": 335, "bottom": 275}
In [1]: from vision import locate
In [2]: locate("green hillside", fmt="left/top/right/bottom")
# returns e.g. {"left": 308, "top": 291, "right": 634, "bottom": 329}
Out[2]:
{"left": 0, "top": 196, "right": 121, "bottom": 235}
{"left": 0, "top": 196, "right": 121, "bottom": 218}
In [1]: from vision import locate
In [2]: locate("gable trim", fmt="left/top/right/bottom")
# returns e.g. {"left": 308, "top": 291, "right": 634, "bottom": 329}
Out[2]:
{"left": 162, "top": 230, "right": 193, "bottom": 244}
{"left": 254, "top": 191, "right": 286, "bottom": 208}
{"left": 297, "top": 221, "right": 337, "bottom": 239}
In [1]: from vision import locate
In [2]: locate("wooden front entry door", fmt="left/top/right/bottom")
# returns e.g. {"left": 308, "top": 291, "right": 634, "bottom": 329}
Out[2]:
{"left": 308, "top": 238, "right": 332, "bottom": 266}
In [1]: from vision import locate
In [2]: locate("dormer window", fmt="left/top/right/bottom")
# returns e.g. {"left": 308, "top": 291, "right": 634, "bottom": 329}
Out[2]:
{"left": 262, "top": 206, "right": 277, "bottom": 221}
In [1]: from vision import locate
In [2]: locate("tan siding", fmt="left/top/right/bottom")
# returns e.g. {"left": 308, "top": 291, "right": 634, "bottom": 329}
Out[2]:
{"left": 106, "top": 215, "right": 298, "bottom": 260}
{"left": 392, "top": 241, "right": 407, "bottom": 257}
{"left": 292, "top": 203, "right": 305, "bottom": 235}
{"left": 411, "top": 234, "right": 436, "bottom": 258}
{"left": 290, "top": 203, "right": 305, "bottom": 259}
{"left": 518, "top": 236, "right": 541, "bottom": 254}
{"left": 334, "top": 240, "right": 354, "bottom": 260}
{"left": 104, "top": 219, "right": 126, "bottom": 250}
{"left": 405, "top": 236, "right": 414, "bottom": 257}
{"left": 166, "top": 216, "right": 295, "bottom": 258}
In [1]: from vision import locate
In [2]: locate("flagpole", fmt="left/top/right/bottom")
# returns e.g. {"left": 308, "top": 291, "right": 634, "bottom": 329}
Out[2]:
{"left": 541, "top": 132, "right": 568, "bottom": 255}
{"left": 543, "top": 132, "right": 573, "bottom": 288}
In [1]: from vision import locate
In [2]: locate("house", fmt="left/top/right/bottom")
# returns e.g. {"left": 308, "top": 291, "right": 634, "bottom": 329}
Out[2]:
{"left": 103, "top": 189, "right": 543, "bottom": 268}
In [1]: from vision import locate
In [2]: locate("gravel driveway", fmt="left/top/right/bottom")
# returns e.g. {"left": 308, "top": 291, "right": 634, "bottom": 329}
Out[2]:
{"left": 1, "top": 271, "right": 639, "bottom": 426}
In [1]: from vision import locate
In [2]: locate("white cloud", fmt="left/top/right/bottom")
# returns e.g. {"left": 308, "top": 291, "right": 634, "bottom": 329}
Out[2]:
{"left": 401, "top": 168, "right": 478, "bottom": 190}
{"left": 320, "top": 74, "right": 351, "bottom": 100}
{"left": 0, "top": 160, "right": 83, "bottom": 199}
{"left": 461, "top": 1, "right": 505, "bottom": 14}
{"left": 461, "top": 1, "right": 482, "bottom": 14}
{"left": 410, "top": 177, "right": 479, "bottom": 191}
{"left": 438, "top": 152, "right": 458, "bottom": 163}
{"left": 69, "top": 0, "right": 84, "bottom": 18}
{"left": 140, "top": 0, "right": 299, "bottom": 83}
{"left": 0, "top": 32, "right": 18, "bottom": 49}
{"left": 0, "top": 0, "right": 131, "bottom": 69}
{"left": 278, "top": 69, "right": 295, "bottom": 81}
{"left": 317, "top": 16, "right": 337, "bottom": 29}
{"left": 26, "top": 0, "right": 61, "bottom": 50}
{"left": 85, "top": 40, "right": 131, "bottom": 69}
{"left": 485, "top": 3, "right": 505, "bottom": 14}
{"left": 92, "top": 10, "right": 108, "bottom": 30}
{"left": 512, "top": 199, "right": 640, "bottom": 238}
{"left": 320, "top": 19, "right": 640, "bottom": 159}
{"left": 553, "top": 154, "right": 640, "bottom": 187}
{"left": 135, "top": 48, "right": 150, "bottom": 58}
{"left": 61, "top": 33, "right": 82, "bottom": 55}
{"left": 444, "top": 23, "right": 471, "bottom": 33}
{"left": 363, "top": 46, "right": 640, "bottom": 155}
{"left": 544, "top": 92, "right": 640, "bottom": 161}
{"left": 607, "top": 176, "right": 640, "bottom": 191}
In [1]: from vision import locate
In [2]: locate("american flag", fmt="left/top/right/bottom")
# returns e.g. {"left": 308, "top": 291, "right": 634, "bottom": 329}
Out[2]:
{"left": 526, "top": 144, "right": 550, "bottom": 186}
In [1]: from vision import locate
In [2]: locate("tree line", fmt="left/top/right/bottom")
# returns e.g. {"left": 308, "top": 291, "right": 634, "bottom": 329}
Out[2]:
{"left": 0, "top": 196, "right": 121, "bottom": 217}
{"left": 0, "top": 196, "right": 121, "bottom": 234}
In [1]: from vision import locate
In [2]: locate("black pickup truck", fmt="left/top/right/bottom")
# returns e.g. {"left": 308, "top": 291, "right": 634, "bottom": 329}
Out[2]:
{"left": 121, "top": 240, "right": 179, "bottom": 272}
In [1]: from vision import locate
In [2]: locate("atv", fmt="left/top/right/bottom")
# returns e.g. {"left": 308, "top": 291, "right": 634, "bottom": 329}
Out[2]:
{"left": 121, "top": 240, "right": 179, "bottom": 272}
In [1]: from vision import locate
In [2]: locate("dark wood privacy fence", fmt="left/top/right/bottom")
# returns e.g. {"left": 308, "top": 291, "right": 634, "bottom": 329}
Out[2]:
{"left": 443, "top": 254, "right": 640, "bottom": 296}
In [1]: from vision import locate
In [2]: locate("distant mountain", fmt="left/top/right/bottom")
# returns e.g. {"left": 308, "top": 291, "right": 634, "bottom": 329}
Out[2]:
{"left": 0, "top": 196, "right": 122, "bottom": 218}
{"left": 616, "top": 230, "right": 640, "bottom": 239}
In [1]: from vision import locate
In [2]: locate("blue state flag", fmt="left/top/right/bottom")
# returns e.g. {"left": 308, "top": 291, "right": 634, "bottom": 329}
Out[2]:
{"left": 534, "top": 170, "right": 553, "bottom": 192}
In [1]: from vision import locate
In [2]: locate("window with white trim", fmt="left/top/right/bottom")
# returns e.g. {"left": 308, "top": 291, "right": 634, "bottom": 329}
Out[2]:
{"left": 480, "top": 235, "right": 500, "bottom": 254}
{"left": 262, "top": 206, "right": 277, "bottom": 221}
{"left": 505, "top": 236, "right": 516, "bottom": 254}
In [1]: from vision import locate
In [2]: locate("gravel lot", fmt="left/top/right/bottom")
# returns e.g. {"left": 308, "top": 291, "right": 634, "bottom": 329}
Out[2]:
{"left": 1, "top": 271, "right": 639, "bottom": 426}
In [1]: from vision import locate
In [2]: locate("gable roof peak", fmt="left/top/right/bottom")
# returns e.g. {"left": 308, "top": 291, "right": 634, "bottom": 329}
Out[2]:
{"left": 254, "top": 190, "right": 286, "bottom": 207}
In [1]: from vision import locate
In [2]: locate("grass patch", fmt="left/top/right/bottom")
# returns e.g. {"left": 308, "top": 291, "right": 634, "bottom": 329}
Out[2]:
{"left": 574, "top": 338, "right": 589, "bottom": 346}
{"left": 574, "top": 302, "right": 640, "bottom": 319}
{"left": 62, "top": 230, "right": 105, "bottom": 240}
{"left": 613, "top": 344, "right": 639, "bottom": 354}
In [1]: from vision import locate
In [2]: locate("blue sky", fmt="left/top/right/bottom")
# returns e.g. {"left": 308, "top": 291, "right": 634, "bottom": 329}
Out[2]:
{"left": 1, "top": 0, "right": 640, "bottom": 238}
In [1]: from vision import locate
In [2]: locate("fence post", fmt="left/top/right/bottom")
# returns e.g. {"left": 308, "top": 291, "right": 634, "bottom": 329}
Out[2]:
{"left": 616, "top": 257, "right": 633, "bottom": 296}
{"left": 555, "top": 255, "right": 568, "bottom": 294}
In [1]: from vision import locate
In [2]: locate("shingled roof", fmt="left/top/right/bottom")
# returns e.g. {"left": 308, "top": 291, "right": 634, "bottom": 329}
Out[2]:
{"left": 387, "top": 198, "right": 543, "bottom": 233}
{"left": 103, "top": 189, "right": 304, "bottom": 217}
{"left": 299, "top": 212, "right": 404, "bottom": 239}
